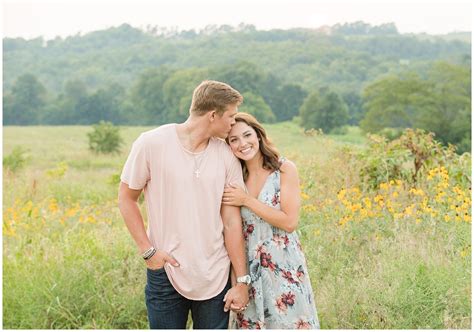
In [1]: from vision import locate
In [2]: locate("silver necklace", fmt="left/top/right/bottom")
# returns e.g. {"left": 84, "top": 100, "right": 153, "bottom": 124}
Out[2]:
{"left": 193, "top": 150, "right": 207, "bottom": 179}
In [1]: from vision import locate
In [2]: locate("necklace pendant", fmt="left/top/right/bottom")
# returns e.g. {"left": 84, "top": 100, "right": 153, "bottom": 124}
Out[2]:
{"left": 194, "top": 169, "right": 200, "bottom": 178}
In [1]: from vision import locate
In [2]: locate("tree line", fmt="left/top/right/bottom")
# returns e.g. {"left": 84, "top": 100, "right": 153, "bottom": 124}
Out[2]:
{"left": 3, "top": 23, "right": 471, "bottom": 152}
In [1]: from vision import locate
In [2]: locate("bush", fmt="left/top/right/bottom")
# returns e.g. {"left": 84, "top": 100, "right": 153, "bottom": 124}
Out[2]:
{"left": 379, "top": 127, "right": 405, "bottom": 141}
{"left": 329, "top": 126, "right": 349, "bottom": 135}
{"left": 46, "top": 161, "right": 68, "bottom": 179}
{"left": 3, "top": 146, "right": 29, "bottom": 172}
{"left": 87, "top": 121, "right": 123, "bottom": 154}
{"left": 299, "top": 89, "right": 349, "bottom": 132}
{"left": 357, "top": 128, "right": 464, "bottom": 190}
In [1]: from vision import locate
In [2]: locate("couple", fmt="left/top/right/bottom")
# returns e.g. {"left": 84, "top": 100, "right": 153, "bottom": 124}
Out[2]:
{"left": 118, "top": 80, "right": 319, "bottom": 329}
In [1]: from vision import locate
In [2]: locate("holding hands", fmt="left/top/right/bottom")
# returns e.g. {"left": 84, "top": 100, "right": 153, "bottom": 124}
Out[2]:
{"left": 223, "top": 284, "right": 249, "bottom": 313}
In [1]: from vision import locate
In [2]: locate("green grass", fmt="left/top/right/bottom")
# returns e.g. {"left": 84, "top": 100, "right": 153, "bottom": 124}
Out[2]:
{"left": 3, "top": 123, "right": 471, "bottom": 329}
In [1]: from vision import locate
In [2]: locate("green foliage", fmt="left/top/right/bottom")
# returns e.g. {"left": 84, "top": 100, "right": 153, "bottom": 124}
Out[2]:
{"left": 417, "top": 62, "right": 471, "bottom": 152}
{"left": 360, "top": 73, "right": 430, "bottom": 132}
{"left": 3, "top": 73, "right": 47, "bottom": 125}
{"left": 46, "top": 162, "right": 69, "bottom": 179}
{"left": 162, "top": 68, "right": 209, "bottom": 123}
{"left": 2, "top": 25, "right": 470, "bottom": 151}
{"left": 108, "top": 173, "right": 122, "bottom": 185}
{"left": 87, "top": 121, "right": 124, "bottom": 154}
{"left": 378, "top": 127, "right": 405, "bottom": 141}
{"left": 329, "top": 126, "right": 349, "bottom": 135}
{"left": 358, "top": 128, "right": 465, "bottom": 190}
{"left": 271, "top": 84, "right": 308, "bottom": 122}
{"left": 3, "top": 124, "right": 471, "bottom": 329}
{"left": 239, "top": 92, "right": 276, "bottom": 123}
{"left": 360, "top": 62, "right": 471, "bottom": 153}
{"left": 210, "top": 61, "right": 266, "bottom": 96}
{"left": 300, "top": 88, "right": 349, "bottom": 132}
{"left": 3, "top": 146, "right": 29, "bottom": 172}
{"left": 357, "top": 134, "right": 412, "bottom": 190}
{"left": 129, "top": 67, "right": 173, "bottom": 125}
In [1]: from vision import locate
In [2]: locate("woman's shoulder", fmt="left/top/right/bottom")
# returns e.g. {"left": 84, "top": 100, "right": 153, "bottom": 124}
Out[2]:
{"left": 279, "top": 158, "right": 297, "bottom": 173}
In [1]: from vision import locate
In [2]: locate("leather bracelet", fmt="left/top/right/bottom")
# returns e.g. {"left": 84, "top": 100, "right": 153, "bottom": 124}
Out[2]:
{"left": 142, "top": 247, "right": 155, "bottom": 259}
{"left": 143, "top": 248, "right": 157, "bottom": 260}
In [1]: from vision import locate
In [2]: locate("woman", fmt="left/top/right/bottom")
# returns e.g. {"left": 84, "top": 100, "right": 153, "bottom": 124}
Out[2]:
{"left": 224, "top": 113, "right": 320, "bottom": 329}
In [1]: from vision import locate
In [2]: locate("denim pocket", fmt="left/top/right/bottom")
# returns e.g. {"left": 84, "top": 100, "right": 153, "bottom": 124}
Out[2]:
{"left": 147, "top": 266, "right": 165, "bottom": 274}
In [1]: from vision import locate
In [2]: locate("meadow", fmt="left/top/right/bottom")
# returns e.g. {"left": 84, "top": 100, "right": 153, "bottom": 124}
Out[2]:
{"left": 3, "top": 123, "right": 471, "bottom": 329}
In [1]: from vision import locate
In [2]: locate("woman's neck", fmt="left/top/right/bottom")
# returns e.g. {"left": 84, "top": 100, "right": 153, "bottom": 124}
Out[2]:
{"left": 245, "top": 154, "right": 264, "bottom": 175}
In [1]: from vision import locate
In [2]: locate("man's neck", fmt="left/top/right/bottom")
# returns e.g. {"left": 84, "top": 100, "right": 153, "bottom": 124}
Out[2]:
{"left": 176, "top": 117, "right": 212, "bottom": 152}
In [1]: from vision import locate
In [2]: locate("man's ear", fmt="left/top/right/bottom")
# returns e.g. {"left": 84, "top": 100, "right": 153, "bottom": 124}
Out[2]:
{"left": 208, "top": 110, "right": 217, "bottom": 122}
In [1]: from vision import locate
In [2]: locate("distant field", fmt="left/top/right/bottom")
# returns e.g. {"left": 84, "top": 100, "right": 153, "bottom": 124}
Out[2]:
{"left": 3, "top": 123, "right": 471, "bottom": 329}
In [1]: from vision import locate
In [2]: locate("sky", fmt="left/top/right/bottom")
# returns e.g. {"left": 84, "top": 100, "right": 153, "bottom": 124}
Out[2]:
{"left": 2, "top": 0, "right": 473, "bottom": 40}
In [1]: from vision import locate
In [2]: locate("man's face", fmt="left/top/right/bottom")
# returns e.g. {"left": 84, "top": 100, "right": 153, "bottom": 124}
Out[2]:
{"left": 212, "top": 104, "right": 238, "bottom": 139}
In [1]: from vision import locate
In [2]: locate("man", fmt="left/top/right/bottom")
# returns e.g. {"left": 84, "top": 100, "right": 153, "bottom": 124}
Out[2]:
{"left": 118, "top": 80, "right": 250, "bottom": 329}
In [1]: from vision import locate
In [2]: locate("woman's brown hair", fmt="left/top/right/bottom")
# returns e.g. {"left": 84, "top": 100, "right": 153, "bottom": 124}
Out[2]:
{"left": 227, "top": 112, "right": 281, "bottom": 181}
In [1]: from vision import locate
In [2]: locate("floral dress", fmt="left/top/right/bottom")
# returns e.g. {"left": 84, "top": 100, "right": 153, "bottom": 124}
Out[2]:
{"left": 231, "top": 165, "right": 320, "bottom": 329}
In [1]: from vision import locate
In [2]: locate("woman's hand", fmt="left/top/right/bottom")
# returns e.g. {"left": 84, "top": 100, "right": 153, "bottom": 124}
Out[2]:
{"left": 222, "top": 184, "right": 249, "bottom": 207}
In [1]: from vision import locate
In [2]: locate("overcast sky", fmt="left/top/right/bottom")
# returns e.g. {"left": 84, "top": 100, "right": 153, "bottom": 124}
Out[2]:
{"left": 2, "top": 0, "right": 472, "bottom": 40}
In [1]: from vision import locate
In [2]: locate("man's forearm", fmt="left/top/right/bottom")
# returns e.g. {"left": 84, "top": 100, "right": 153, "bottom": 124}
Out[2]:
{"left": 223, "top": 218, "right": 247, "bottom": 277}
{"left": 119, "top": 198, "right": 152, "bottom": 253}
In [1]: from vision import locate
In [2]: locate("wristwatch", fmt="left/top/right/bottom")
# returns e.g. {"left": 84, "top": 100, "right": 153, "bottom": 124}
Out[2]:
{"left": 236, "top": 274, "right": 251, "bottom": 285}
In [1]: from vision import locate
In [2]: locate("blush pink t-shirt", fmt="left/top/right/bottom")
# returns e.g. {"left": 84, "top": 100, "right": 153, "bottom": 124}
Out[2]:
{"left": 120, "top": 124, "right": 244, "bottom": 300}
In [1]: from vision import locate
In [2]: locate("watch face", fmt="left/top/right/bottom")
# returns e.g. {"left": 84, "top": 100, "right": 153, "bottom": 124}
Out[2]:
{"left": 238, "top": 275, "right": 251, "bottom": 284}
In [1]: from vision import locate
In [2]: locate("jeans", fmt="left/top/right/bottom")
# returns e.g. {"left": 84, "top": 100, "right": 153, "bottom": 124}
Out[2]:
{"left": 145, "top": 267, "right": 231, "bottom": 329}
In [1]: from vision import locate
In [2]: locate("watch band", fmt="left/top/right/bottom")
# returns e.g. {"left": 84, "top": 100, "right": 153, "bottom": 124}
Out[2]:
{"left": 236, "top": 274, "right": 251, "bottom": 285}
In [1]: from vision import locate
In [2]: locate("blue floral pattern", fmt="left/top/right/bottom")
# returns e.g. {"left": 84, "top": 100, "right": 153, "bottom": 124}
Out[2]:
{"left": 231, "top": 165, "right": 320, "bottom": 329}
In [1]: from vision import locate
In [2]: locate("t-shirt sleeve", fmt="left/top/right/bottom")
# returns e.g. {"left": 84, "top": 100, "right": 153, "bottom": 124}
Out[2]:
{"left": 120, "top": 134, "right": 150, "bottom": 190}
{"left": 224, "top": 146, "right": 245, "bottom": 188}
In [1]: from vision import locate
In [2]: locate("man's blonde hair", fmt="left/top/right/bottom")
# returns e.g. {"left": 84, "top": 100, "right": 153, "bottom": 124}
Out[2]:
{"left": 190, "top": 80, "right": 243, "bottom": 116}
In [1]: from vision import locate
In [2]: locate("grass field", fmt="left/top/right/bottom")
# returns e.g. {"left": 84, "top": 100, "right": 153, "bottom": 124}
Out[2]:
{"left": 3, "top": 122, "right": 471, "bottom": 329}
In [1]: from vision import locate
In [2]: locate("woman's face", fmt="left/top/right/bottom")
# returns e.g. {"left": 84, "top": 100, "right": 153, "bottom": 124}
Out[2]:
{"left": 227, "top": 121, "right": 260, "bottom": 161}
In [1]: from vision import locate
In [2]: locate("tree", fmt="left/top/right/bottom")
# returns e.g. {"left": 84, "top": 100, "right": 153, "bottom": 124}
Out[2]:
{"left": 360, "top": 74, "right": 431, "bottom": 133}
{"left": 129, "top": 67, "right": 173, "bottom": 125}
{"left": 341, "top": 91, "right": 364, "bottom": 125}
{"left": 416, "top": 62, "right": 471, "bottom": 152}
{"left": 299, "top": 88, "right": 349, "bottom": 132}
{"left": 162, "top": 68, "right": 209, "bottom": 123}
{"left": 210, "top": 62, "right": 266, "bottom": 96}
{"left": 240, "top": 92, "right": 276, "bottom": 123}
{"left": 43, "top": 79, "right": 89, "bottom": 124}
{"left": 272, "top": 84, "right": 307, "bottom": 122}
{"left": 3, "top": 74, "right": 47, "bottom": 125}
{"left": 360, "top": 63, "right": 470, "bottom": 153}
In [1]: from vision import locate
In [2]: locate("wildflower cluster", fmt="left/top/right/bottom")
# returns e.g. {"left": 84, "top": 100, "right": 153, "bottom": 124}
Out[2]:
{"left": 299, "top": 166, "right": 471, "bottom": 231}
{"left": 3, "top": 197, "right": 116, "bottom": 237}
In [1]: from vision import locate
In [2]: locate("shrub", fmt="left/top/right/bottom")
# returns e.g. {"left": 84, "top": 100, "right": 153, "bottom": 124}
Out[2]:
{"left": 46, "top": 161, "right": 68, "bottom": 179}
{"left": 329, "top": 126, "right": 349, "bottom": 135}
{"left": 358, "top": 128, "right": 464, "bottom": 190}
{"left": 87, "top": 121, "right": 123, "bottom": 154}
{"left": 379, "top": 127, "right": 405, "bottom": 141}
{"left": 3, "top": 146, "right": 29, "bottom": 172}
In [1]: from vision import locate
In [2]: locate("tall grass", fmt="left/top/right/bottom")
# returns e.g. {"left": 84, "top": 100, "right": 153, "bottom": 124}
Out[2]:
{"left": 3, "top": 124, "right": 471, "bottom": 329}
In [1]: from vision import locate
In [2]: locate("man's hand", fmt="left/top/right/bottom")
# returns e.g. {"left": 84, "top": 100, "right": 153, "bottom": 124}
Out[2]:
{"left": 223, "top": 284, "right": 249, "bottom": 312}
{"left": 145, "top": 250, "right": 180, "bottom": 270}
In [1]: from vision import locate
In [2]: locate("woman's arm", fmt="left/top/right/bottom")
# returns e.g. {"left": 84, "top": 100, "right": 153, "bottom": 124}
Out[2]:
{"left": 223, "top": 160, "right": 301, "bottom": 233}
